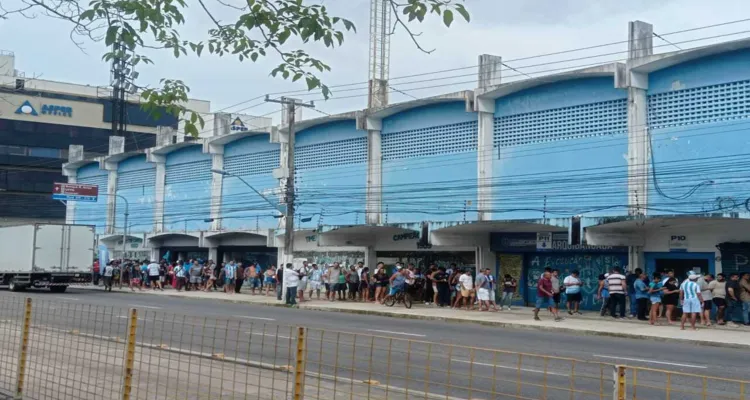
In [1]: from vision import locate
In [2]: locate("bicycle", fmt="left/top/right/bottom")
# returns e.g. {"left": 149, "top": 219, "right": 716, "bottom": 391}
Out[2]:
{"left": 384, "top": 290, "right": 413, "bottom": 309}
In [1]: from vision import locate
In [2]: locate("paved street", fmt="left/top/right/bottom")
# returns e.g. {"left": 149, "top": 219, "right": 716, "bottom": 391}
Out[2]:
{"left": 1, "top": 289, "right": 748, "bottom": 399}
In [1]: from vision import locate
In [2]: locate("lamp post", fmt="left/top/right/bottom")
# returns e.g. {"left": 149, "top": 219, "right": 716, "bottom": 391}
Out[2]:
{"left": 211, "top": 168, "right": 287, "bottom": 298}
{"left": 111, "top": 194, "right": 130, "bottom": 260}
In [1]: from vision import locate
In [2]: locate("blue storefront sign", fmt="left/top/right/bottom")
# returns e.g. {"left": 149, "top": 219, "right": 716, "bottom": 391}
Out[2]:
{"left": 491, "top": 233, "right": 628, "bottom": 311}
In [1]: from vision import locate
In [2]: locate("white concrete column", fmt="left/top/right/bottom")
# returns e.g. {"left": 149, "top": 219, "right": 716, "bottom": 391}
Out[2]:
{"left": 150, "top": 153, "right": 166, "bottom": 233}
{"left": 207, "top": 142, "right": 224, "bottom": 231}
{"left": 150, "top": 247, "right": 160, "bottom": 262}
{"left": 365, "top": 246, "right": 377, "bottom": 269}
{"left": 626, "top": 20, "right": 653, "bottom": 217}
{"left": 359, "top": 113, "right": 383, "bottom": 225}
{"left": 63, "top": 145, "right": 84, "bottom": 225}
{"left": 475, "top": 246, "right": 494, "bottom": 275}
{"left": 208, "top": 247, "right": 219, "bottom": 263}
{"left": 475, "top": 55, "right": 502, "bottom": 222}
{"left": 625, "top": 20, "right": 653, "bottom": 273}
{"left": 63, "top": 170, "right": 77, "bottom": 224}
{"left": 366, "top": 128, "right": 382, "bottom": 225}
{"left": 105, "top": 168, "right": 118, "bottom": 234}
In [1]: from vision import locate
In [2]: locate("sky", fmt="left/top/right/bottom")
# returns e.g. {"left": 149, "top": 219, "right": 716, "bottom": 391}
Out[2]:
{"left": 2, "top": 0, "right": 750, "bottom": 124}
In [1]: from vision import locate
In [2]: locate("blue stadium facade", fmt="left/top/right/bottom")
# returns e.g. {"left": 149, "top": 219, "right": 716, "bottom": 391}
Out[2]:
{"left": 66, "top": 21, "right": 750, "bottom": 309}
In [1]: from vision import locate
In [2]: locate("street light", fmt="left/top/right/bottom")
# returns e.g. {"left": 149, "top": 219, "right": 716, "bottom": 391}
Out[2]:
{"left": 210, "top": 169, "right": 285, "bottom": 213}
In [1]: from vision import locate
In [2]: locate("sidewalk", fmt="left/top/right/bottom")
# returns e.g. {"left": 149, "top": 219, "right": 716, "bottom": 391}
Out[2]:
{"left": 77, "top": 286, "right": 750, "bottom": 349}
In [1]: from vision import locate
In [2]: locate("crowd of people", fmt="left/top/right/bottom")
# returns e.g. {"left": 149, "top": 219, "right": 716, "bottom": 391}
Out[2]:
{"left": 93, "top": 258, "right": 750, "bottom": 329}
{"left": 533, "top": 267, "right": 750, "bottom": 329}
{"left": 94, "top": 259, "right": 520, "bottom": 311}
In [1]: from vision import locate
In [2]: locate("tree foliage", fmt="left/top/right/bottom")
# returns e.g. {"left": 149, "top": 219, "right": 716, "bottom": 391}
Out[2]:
{"left": 1, "top": 0, "right": 469, "bottom": 136}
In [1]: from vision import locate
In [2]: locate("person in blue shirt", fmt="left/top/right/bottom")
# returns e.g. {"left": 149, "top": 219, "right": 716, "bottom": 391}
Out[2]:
{"left": 648, "top": 272, "right": 664, "bottom": 325}
{"left": 597, "top": 273, "right": 610, "bottom": 317}
{"left": 634, "top": 272, "right": 650, "bottom": 321}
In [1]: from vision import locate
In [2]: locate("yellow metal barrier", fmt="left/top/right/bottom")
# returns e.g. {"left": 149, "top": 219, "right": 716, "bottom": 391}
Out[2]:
{"left": 121, "top": 308, "right": 137, "bottom": 400}
{"left": 0, "top": 296, "right": 748, "bottom": 400}
{"left": 14, "top": 297, "right": 31, "bottom": 400}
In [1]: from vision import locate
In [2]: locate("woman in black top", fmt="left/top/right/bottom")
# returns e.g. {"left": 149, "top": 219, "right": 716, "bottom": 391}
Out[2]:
{"left": 662, "top": 271, "right": 680, "bottom": 325}
{"left": 373, "top": 264, "right": 388, "bottom": 303}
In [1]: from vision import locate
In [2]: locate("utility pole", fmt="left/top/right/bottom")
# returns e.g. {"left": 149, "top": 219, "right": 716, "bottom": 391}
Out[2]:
{"left": 265, "top": 96, "right": 315, "bottom": 265}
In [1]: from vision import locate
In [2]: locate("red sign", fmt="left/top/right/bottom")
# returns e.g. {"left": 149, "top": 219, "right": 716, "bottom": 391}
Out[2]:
{"left": 53, "top": 182, "right": 99, "bottom": 197}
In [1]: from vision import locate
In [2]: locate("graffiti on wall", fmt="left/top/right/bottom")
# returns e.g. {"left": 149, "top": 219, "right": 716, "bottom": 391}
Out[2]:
{"left": 524, "top": 253, "right": 627, "bottom": 311}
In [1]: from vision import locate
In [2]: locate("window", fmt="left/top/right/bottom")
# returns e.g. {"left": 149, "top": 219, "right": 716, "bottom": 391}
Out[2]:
{"left": 28, "top": 147, "right": 62, "bottom": 158}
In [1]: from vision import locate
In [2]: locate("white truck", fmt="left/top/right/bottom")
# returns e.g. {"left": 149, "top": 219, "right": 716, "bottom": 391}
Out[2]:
{"left": 0, "top": 224, "right": 95, "bottom": 292}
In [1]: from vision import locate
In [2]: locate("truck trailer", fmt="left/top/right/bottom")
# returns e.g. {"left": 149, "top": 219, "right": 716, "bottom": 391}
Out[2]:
{"left": 0, "top": 224, "right": 95, "bottom": 292}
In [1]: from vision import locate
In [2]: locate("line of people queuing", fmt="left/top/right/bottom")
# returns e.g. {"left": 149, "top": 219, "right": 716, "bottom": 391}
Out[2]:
{"left": 533, "top": 266, "right": 750, "bottom": 329}
{"left": 97, "top": 259, "right": 281, "bottom": 296}
{"left": 277, "top": 260, "right": 519, "bottom": 311}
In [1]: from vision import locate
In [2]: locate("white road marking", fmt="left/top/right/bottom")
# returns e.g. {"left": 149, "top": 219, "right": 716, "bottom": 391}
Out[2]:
{"left": 453, "top": 359, "right": 568, "bottom": 376}
{"left": 239, "top": 316, "right": 276, "bottom": 321}
{"left": 54, "top": 297, "right": 80, "bottom": 301}
{"left": 592, "top": 354, "right": 707, "bottom": 369}
{"left": 367, "top": 329, "right": 426, "bottom": 337}
{"left": 127, "top": 304, "right": 161, "bottom": 310}
{"left": 245, "top": 331, "right": 292, "bottom": 340}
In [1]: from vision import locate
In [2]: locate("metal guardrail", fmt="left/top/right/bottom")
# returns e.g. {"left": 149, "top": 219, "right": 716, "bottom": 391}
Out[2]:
{"left": 0, "top": 296, "right": 747, "bottom": 400}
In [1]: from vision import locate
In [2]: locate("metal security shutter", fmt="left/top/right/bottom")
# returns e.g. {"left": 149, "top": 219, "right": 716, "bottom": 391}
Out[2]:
{"left": 717, "top": 242, "right": 750, "bottom": 275}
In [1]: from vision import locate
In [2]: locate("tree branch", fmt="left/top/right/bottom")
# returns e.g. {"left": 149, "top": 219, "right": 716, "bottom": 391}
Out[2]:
{"left": 388, "top": 0, "right": 434, "bottom": 54}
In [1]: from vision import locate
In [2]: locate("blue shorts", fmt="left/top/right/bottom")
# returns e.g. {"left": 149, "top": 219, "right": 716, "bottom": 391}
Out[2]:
{"left": 649, "top": 296, "right": 662, "bottom": 304}
{"left": 535, "top": 296, "right": 552, "bottom": 309}
{"left": 225, "top": 278, "right": 234, "bottom": 285}
{"left": 389, "top": 286, "right": 404, "bottom": 296}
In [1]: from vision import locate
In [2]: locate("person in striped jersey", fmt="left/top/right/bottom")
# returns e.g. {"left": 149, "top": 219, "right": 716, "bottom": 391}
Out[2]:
{"left": 680, "top": 272, "right": 704, "bottom": 331}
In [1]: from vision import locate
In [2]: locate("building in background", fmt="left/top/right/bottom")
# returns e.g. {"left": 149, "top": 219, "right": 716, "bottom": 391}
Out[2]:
{"left": 61, "top": 21, "right": 750, "bottom": 309}
{"left": 0, "top": 51, "right": 211, "bottom": 226}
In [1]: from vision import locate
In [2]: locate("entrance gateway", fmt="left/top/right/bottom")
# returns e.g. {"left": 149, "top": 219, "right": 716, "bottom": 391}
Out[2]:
{"left": 491, "top": 232, "right": 628, "bottom": 311}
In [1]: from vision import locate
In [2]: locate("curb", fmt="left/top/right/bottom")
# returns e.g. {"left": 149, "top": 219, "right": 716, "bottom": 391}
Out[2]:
{"left": 73, "top": 287, "right": 750, "bottom": 350}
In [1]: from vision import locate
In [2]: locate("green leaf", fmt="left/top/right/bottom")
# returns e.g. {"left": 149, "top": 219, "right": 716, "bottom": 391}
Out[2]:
{"left": 278, "top": 29, "right": 291, "bottom": 44}
{"left": 305, "top": 76, "right": 319, "bottom": 90}
{"left": 443, "top": 9, "right": 453, "bottom": 27}
{"left": 342, "top": 19, "right": 356, "bottom": 32}
{"left": 455, "top": 4, "right": 471, "bottom": 22}
{"left": 105, "top": 26, "right": 119, "bottom": 46}
{"left": 80, "top": 9, "right": 95, "bottom": 21}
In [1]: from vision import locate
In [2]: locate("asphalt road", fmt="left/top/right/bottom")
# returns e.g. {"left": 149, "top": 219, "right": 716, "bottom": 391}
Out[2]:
{"left": 0, "top": 288, "right": 747, "bottom": 400}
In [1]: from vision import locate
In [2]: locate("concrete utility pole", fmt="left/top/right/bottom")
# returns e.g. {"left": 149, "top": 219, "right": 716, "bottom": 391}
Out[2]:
{"left": 265, "top": 96, "right": 314, "bottom": 264}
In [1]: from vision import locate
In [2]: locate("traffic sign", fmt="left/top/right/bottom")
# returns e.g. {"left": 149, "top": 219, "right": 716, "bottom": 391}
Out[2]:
{"left": 52, "top": 182, "right": 99, "bottom": 202}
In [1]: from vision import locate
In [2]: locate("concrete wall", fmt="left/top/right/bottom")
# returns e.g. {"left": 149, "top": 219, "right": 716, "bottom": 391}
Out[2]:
{"left": 640, "top": 222, "right": 750, "bottom": 274}
{"left": 295, "top": 120, "right": 366, "bottom": 227}
{"left": 74, "top": 163, "right": 108, "bottom": 232}
{"left": 647, "top": 49, "right": 750, "bottom": 216}
{"left": 116, "top": 155, "right": 155, "bottom": 233}
{"left": 222, "top": 134, "right": 280, "bottom": 230}
{"left": 381, "top": 102, "right": 478, "bottom": 223}
{"left": 493, "top": 77, "right": 628, "bottom": 219}
{"left": 164, "top": 146, "right": 212, "bottom": 231}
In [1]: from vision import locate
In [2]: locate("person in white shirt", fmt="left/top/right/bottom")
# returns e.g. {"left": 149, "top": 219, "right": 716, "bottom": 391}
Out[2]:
{"left": 563, "top": 270, "right": 583, "bottom": 315}
{"left": 458, "top": 269, "right": 475, "bottom": 310}
{"left": 296, "top": 261, "right": 310, "bottom": 303}
{"left": 283, "top": 263, "right": 300, "bottom": 306}
{"left": 103, "top": 264, "right": 114, "bottom": 291}
{"left": 147, "top": 261, "right": 163, "bottom": 290}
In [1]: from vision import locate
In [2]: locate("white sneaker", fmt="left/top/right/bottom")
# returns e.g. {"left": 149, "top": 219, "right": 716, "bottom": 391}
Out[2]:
{"left": 506, "top": 306, "right": 512, "bottom": 311}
